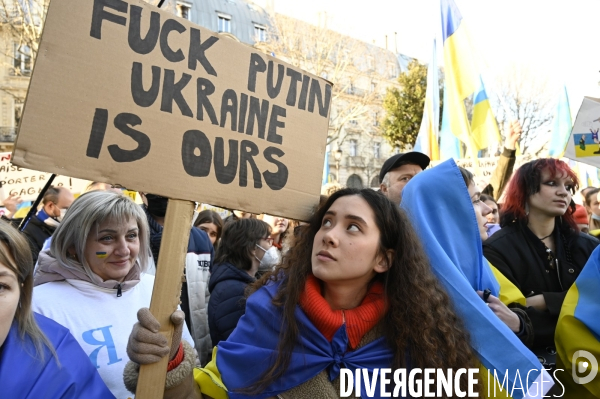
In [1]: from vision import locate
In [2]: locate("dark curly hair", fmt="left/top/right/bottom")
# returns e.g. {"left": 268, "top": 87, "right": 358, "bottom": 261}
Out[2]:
{"left": 245, "top": 188, "right": 479, "bottom": 396}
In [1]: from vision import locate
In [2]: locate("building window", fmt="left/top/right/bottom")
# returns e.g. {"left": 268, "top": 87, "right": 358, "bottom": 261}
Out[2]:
{"left": 217, "top": 13, "right": 231, "bottom": 33}
{"left": 388, "top": 62, "right": 398, "bottom": 78}
{"left": 13, "top": 44, "right": 31, "bottom": 75}
{"left": 373, "top": 142, "right": 381, "bottom": 159}
{"left": 176, "top": 2, "right": 191, "bottom": 20}
{"left": 14, "top": 100, "right": 24, "bottom": 127}
{"left": 367, "top": 56, "right": 374, "bottom": 70}
{"left": 347, "top": 174, "right": 363, "bottom": 189}
{"left": 370, "top": 176, "right": 380, "bottom": 188}
{"left": 347, "top": 83, "right": 354, "bottom": 95}
{"left": 349, "top": 140, "right": 357, "bottom": 157}
{"left": 254, "top": 24, "right": 266, "bottom": 42}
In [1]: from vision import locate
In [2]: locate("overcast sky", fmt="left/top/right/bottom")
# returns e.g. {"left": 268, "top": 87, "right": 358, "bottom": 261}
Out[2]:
{"left": 253, "top": 0, "right": 600, "bottom": 116}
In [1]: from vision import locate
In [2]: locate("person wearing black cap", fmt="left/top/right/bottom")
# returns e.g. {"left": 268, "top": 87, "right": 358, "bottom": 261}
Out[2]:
{"left": 379, "top": 151, "right": 430, "bottom": 206}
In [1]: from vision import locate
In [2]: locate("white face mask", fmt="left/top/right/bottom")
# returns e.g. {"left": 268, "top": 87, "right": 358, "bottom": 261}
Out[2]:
{"left": 255, "top": 245, "right": 281, "bottom": 270}
{"left": 57, "top": 208, "right": 67, "bottom": 222}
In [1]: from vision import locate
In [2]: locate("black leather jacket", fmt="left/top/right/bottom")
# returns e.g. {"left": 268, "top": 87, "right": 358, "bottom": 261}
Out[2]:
{"left": 483, "top": 219, "right": 599, "bottom": 350}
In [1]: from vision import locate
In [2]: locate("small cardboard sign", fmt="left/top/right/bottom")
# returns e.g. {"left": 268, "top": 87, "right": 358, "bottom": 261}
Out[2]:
{"left": 564, "top": 97, "right": 600, "bottom": 167}
{"left": 0, "top": 152, "right": 90, "bottom": 204}
{"left": 13, "top": 0, "right": 331, "bottom": 221}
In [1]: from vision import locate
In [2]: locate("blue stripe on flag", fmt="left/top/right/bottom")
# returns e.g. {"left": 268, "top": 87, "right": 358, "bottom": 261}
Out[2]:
{"left": 441, "top": 0, "right": 463, "bottom": 42}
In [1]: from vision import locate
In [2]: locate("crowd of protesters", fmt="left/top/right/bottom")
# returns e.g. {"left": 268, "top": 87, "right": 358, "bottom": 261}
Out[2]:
{"left": 1, "top": 120, "right": 600, "bottom": 398}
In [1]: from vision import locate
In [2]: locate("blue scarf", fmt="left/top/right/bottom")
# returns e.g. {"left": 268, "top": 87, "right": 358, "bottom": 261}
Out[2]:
{"left": 216, "top": 280, "right": 394, "bottom": 398}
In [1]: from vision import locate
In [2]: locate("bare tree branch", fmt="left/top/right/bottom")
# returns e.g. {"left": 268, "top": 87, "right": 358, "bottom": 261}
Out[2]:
{"left": 255, "top": 13, "right": 398, "bottom": 146}
{"left": 491, "top": 64, "right": 554, "bottom": 154}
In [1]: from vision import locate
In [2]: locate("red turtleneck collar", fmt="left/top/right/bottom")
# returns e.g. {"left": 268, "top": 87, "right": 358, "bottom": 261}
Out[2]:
{"left": 299, "top": 274, "right": 386, "bottom": 349}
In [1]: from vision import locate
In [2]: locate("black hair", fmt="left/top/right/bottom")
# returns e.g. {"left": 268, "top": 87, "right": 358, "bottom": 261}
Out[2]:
{"left": 215, "top": 218, "right": 271, "bottom": 271}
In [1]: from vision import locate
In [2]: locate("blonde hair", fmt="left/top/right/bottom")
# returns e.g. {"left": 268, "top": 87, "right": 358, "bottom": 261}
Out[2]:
{"left": 50, "top": 191, "right": 150, "bottom": 279}
{"left": 0, "top": 220, "right": 57, "bottom": 362}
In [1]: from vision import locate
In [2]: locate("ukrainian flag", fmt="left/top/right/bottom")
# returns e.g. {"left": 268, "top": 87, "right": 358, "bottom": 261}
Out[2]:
{"left": 555, "top": 246, "right": 600, "bottom": 398}
{"left": 322, "top": 145, "right": 330, "bottom": 185}
{"left": 402, "top": 159, "right": 553, "bottom": 398}
{"left": 439, "top": 82, "right": 462, "bottom": 160}
{"left": 414, "top": 39, "right": 440, "bottom": 160}
{"left": 548, "top": 85, "right": 572, "bottom": 158}
{"left": 441, "top": 0, "right": 490, "bottom": 156}
{"left": 471, "top": 76, "right": 501, "bottom": 151}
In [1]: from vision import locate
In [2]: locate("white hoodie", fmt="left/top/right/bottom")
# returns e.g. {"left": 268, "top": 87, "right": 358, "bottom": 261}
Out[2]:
{"left": 33, "top": 273, "right": 194, "bottom": 399}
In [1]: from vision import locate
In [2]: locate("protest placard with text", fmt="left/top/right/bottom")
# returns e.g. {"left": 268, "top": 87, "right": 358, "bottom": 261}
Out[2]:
{"left": 0, "top": 152, "right": 90, "bottom": 204}
{"left": 13, "top": 0, "right": 331, "bottom": 221}
{"left": 564, "top": 97, "right": 600, "bottom": 168}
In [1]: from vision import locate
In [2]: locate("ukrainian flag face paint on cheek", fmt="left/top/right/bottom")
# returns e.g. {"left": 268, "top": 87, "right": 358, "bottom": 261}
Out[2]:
{"left": 96, "top": 252, "right": 108, "bottom": 259}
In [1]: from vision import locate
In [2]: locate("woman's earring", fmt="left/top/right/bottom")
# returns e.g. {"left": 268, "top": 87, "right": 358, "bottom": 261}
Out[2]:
{"left": 525, "top": 203, "right": 530, "bottom": 216}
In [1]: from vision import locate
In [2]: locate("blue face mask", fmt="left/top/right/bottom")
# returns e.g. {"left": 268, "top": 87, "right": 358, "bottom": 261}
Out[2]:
{"left": 591, "top": 213, "right": 600, "bottom": 222}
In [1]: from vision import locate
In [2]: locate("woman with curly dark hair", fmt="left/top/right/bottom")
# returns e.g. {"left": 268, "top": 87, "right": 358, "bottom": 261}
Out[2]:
{"left": 483, "top": 158, "right": 599, "bottom": 364}
{"left": 123, "top": 188, "right": 479, "bottom": 398}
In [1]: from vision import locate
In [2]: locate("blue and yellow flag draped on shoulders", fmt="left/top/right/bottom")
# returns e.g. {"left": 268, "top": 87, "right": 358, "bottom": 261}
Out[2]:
{"left": 555, "top": 245, "right": 600, "bottom": 398}
{"left": 401, "top": 159, "right": 553, "bottom": 398}
{"left": 0, "top": 313, "right": 114, "bottom": 398}
{"left": 195, "top": 280, "right": 393, "bottom": 399}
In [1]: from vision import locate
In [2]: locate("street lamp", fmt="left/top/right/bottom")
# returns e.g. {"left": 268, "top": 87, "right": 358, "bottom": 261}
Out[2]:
{"left": 334, "top": 148, "right": 343, "bottom": 182}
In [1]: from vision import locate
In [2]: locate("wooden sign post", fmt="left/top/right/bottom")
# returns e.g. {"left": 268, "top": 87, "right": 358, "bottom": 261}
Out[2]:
{"left": 12, "top": 0, "right": 332, "bottom": 397}
{"left": 136, "top": 199, "right": 194, "bottom": 397}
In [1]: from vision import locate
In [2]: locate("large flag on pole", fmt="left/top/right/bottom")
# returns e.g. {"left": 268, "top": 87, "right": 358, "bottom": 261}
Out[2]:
{"left": 440, "top": 0, "right": 487, "bottom": 157}
{"left": 471, "top": 76, "right": 501, "bottom": 150}
{"left": 414, "top": 39, "right": 440, "bottom": 160}
{"left": 322, "top": 145, "right": 330, "bottom": 185}
{"left": 548, "top": 85, "right": 572, "bottom": 158}
{"left": 439, "top": 82, "right": 462, "bottom": 159}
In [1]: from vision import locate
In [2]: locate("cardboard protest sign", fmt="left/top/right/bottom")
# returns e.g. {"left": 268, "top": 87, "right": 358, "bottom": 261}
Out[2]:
{"left": 0, "top": 152, "right": 90, "bottom": 205}
{"left": 13, "top": 0, "right": 331, "bottom": 221}
{"left": 564, "top": 97, "right": 600, "bottom": 167}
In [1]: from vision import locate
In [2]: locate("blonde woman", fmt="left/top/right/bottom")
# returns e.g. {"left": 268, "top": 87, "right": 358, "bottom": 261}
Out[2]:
{"left": 31, "top": 191, "right": 194, "bottom": 398}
